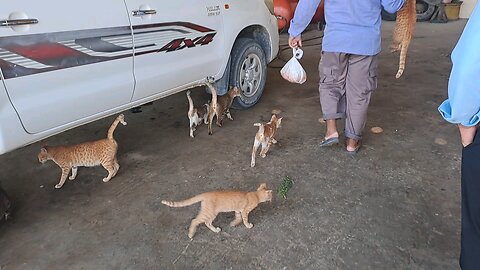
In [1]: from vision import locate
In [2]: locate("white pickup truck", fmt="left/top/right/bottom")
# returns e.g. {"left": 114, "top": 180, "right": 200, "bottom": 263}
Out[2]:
{"left": 0, "top": 0, "right": 279, "bottom": 154}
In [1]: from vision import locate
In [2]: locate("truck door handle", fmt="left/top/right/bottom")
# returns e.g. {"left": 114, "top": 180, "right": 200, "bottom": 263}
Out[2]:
{"left": 132, "top": 9, "right": 157, "bottom": 16}
{"left": 0, "top": 18, "right": 38, "bottom": 27}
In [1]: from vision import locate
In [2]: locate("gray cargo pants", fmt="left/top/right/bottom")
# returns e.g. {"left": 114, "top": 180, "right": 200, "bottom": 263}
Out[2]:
{"left": 319, "top": 51, "right": 378, "bottom": 141}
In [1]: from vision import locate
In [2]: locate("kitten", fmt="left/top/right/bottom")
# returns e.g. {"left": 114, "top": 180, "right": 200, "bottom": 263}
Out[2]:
{"left": 391, "top": 0, "right": 416, "bottom": 78}
{"left": 251, "top": 114, "right": 283, "bottom": 167}
{"left": 205, "top": 83, "right": 241, "bottom": 135}
{"left": 37, "top": 114, "right": 127, "bottom": 189}
{"left": 187, "top": 90, "right": 209, "bottom": 138}
{"left": 162, "top": 183, "right": 273, "bottom": 239}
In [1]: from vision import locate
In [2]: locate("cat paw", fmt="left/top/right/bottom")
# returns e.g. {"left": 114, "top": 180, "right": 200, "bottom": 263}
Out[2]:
{"left": 55, "top": 184, "right": 63, "bottom": 189}
{"left": 260, "top": 153, "right": 267, "bottom": 158}
{"left": 68, "top": 176, "right": 75, "bottom": 180}
{"left": 213, "top": 227, "right": 221, "bottom": 233}
{"left": 188, "top": 233, "right": 194, "bottom": 239}
{"left": 245, "top": 223, "right": 254, "bottom": 229}
{"left": 102, "top": 178, "right": 110, "bottom": 182}
{"left": 250, "top": 162, "right": 255, "bottom": 167}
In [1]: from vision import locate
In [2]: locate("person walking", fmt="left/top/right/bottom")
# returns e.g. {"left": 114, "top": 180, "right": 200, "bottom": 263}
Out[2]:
{"left": 288, "top": 0, "right": 405, "bottom": 153}
{"left": 438, "top": 2, "right": 480, "bottom": 268}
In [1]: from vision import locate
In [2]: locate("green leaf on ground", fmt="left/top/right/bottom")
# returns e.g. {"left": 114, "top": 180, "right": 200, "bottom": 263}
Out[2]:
{"left": 278, "top": 175, "right": 294, "bottom": 199}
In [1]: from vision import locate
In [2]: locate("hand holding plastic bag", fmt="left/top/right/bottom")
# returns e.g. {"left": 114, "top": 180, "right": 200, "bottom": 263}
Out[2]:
{"left": 280, "top": 48, "right": 307, "bottom": 84}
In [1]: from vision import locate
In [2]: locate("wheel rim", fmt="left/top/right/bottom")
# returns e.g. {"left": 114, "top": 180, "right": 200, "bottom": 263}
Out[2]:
{"left": 239, "top": 53, "right": 262, "bottom": 98}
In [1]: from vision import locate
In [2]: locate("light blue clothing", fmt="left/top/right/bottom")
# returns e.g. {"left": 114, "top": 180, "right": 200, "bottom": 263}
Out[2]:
{"left": 288, "top": 0, "right": 405, "bottom": 55}
{"left": 438, "top": 2, "right": 480, "bottom": 127}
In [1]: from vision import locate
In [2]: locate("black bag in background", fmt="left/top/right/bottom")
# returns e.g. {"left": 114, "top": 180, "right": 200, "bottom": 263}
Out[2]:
{"left": 0, "top": 186, "right": 11, "bottom": 222}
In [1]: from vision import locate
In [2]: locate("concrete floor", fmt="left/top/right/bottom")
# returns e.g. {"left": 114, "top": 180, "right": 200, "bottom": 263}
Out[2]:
{"left": 0, "top": 21, "right": 466, "bottom": 269}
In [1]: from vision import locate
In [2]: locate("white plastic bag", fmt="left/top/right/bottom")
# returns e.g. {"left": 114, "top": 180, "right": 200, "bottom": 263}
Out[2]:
{"left": 280, "top": 48, "right": 307, "bottom": 84}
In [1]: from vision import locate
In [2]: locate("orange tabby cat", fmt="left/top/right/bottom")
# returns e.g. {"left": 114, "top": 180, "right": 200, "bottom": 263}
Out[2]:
{"left": 162, "top": 183, "right": 273, "bottom": 239}
{"left": 187, "top": 90, "right": 209, "bottom": 138}
{"left": 205, "top": 82, "right": 241, "bottom": 135}
{"left": 391, "top": 0, "right": 416, "bottom": 78}
{"left": 251, "top": 114, "right": 283, "bottom": 167}
{"left": 38, "top": 114, "right": 127, "bottom": 189}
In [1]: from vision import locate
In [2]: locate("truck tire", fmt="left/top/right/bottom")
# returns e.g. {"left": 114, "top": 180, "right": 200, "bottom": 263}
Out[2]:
{"left": 381, "top": 1, "right": 436, "bottom": 22}
{"left": 229, "top": 38, "right": 268, "bottom": 109}
{"left": 416, "top": 0, "right": 436, "bottom": 21}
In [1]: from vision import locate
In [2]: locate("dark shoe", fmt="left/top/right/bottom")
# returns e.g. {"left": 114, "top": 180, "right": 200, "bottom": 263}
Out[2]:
{"left": 319, "top": 136, "right": 339, "bottom": 147}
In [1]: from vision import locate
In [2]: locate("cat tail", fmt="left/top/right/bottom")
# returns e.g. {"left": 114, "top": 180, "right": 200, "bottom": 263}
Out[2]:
{"left": 107, "top": 114, "right": 127, "bottom": 140}
{"left": 395, "top": 45, "right": 407, "bottom": 79}
{"left": 186, "top": 90, "right": 194, "bottom": 115}
{"left": 254, "top": 123, "right": 264, "bottom": 134}
{"left": 161, "top": 194, "right": 204, "bottom": 208}
{"left": 205, "top": 82, "right": 217, "bottom": 108}
{"left": 395, "top": 0, "right": 416, "bottom": 79}
{"left": 395, "top": 22, "right": 414, "bottom": 79}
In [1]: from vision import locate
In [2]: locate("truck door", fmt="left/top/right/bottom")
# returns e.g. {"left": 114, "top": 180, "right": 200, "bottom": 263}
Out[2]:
{"left": 0, "top": 2, "right": 135, "bottom": 133}
{"left": 123, "top": 0, "right": 225, "bottom": 101}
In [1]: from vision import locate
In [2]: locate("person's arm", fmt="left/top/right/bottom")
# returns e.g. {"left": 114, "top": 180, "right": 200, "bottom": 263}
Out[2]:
{"left": 438, "top": 2, "right": 480, "bottom": 146}
{"left": 381, "top": 0, "right": 406, "bottom": 14}
{"left": 458, "top": 125, "right": 477, "bottom": 147}
{"left": 288, "top": 0, "right": 322, "bottom": 48}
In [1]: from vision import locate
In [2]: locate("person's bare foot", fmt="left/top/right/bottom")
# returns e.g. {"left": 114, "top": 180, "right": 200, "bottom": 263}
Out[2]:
{"left": 324, "top": 131, "right": 339, "bottom": 140}
{"left": 346, "top": 138, "right": 361, "bottom": 152}
{"left": 324, "top": 120, "right": 338, "bottom": 140}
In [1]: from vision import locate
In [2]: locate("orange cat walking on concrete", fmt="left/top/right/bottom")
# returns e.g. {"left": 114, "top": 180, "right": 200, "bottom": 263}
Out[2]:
{"left": 162, "top": 183, "right": 273, "bottom": 239}
{"left": 38, "top": 114, "right": 127, "bottom": 189}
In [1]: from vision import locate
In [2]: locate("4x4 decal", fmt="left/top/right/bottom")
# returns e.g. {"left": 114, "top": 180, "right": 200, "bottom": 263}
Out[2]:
{"left": 159, "top": 33, "right": 216, "bottom": 52}
{"left": 0, "top": 22, "right": 217, "bottom": 79}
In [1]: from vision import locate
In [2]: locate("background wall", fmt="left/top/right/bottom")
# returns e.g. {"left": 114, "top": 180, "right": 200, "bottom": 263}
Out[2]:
{"left": 460, "top": 0, "right": 477, "bottom": 18}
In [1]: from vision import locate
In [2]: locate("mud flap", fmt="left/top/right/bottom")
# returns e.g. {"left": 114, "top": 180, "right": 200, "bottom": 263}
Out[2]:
{"left": 207, "top": 56, "right": 231, "bottom": 96}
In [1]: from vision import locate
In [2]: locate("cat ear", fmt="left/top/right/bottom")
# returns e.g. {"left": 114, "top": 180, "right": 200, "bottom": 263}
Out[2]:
{"left": 257, "top": 183, "right": 267, "bottom": 190}
{"left": 40, "top": 147, "right": 48, "bottom": 153}
{"left": 277, "top": 117, "right": 283, "bottom": 126}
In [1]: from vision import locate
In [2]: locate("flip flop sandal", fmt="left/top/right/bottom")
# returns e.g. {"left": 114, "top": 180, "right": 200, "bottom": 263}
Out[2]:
{"left": 319, "top": 136, "right": 339, "bottom": 147}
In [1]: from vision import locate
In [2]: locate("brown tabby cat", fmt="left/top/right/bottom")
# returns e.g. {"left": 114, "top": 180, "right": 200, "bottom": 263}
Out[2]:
{"left": 37, "top": 114, "right": 127, "bottom": 189}
{"left": 251, "top": 114, "right": 283, "bottom": 167}
{"left": 205, "top": 82, "right": 241, "bottom": 135}
{"left": 162, "top": 183, "right": 273, "bottom": 239}
{"left": 391, "top": 0, "right": 416, "bottom": 79}
{"left": 187, "top": 90, "right": 210, "bottom": 138}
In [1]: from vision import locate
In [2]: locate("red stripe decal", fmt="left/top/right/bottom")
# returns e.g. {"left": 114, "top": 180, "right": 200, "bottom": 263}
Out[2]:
{"left": 6, "top": 43, "right": 83, "bottom": 63}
